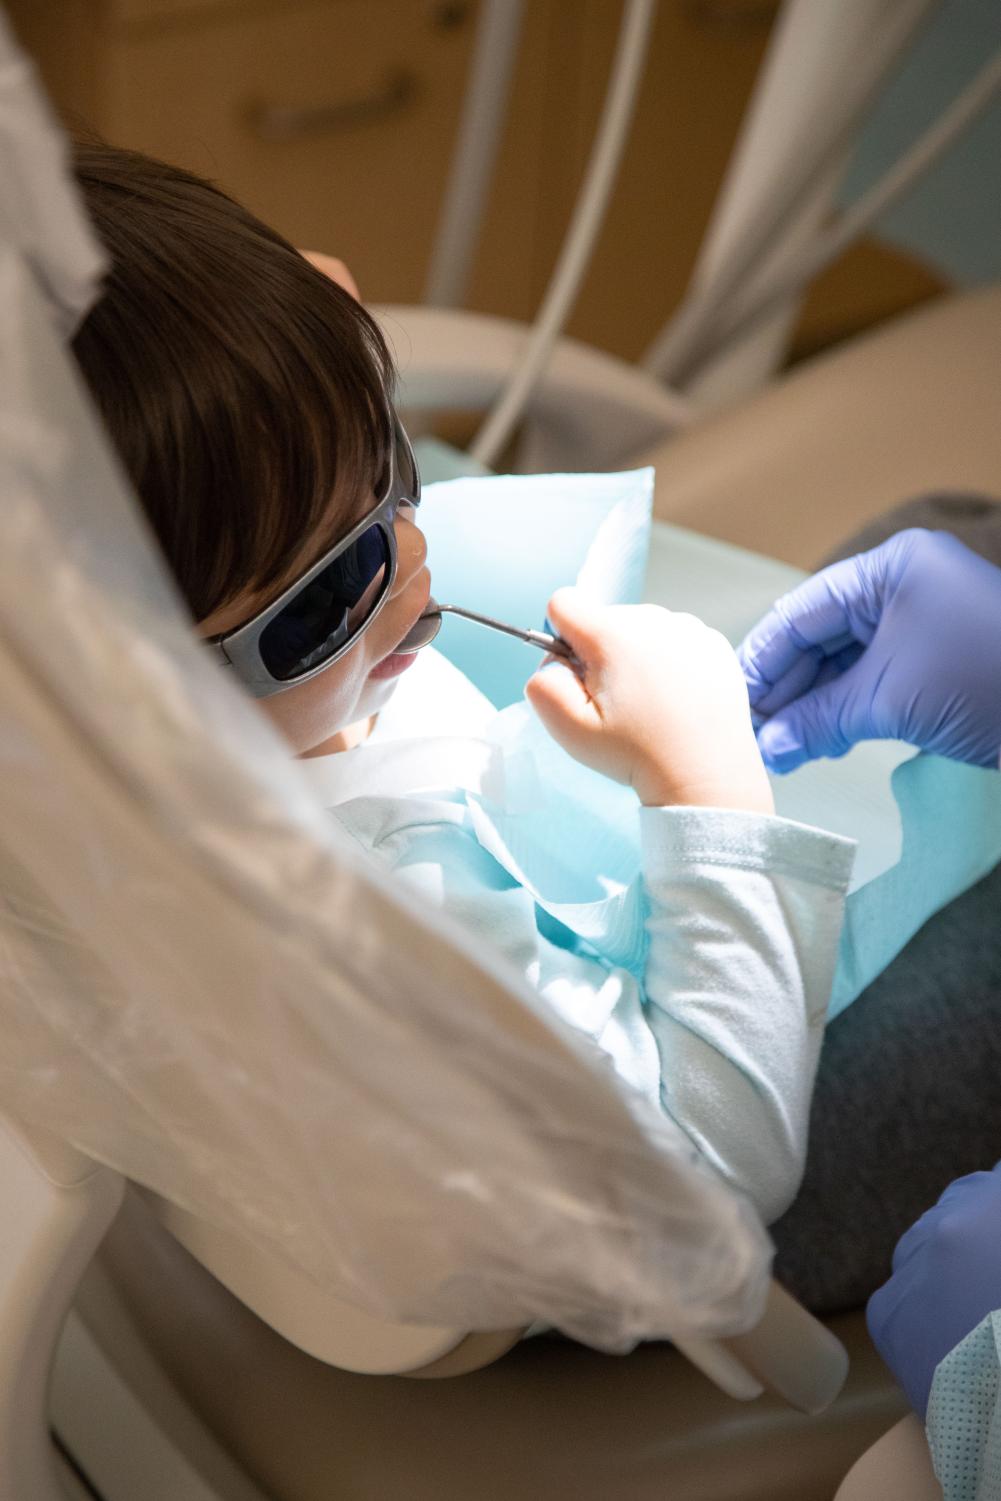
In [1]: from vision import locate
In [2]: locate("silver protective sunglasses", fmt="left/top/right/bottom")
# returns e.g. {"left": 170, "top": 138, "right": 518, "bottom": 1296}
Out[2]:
{"left": 210, "top": 418, "right": 421, "bottom": 698}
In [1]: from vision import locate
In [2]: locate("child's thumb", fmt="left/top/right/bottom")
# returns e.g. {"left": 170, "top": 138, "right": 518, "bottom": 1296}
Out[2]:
{"left": 545, "top": 587, "right": 604, "bottom": 664}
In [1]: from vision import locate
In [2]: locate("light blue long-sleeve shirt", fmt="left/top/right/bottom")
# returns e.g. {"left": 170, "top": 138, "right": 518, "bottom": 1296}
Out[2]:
{"left": 298, "top": 649, "right": 855, "bottom": 1224}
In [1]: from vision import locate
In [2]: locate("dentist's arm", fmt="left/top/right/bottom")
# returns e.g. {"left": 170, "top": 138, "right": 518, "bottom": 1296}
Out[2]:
{"left": 737, "top": 529, "right": 1001, "bottom": 774}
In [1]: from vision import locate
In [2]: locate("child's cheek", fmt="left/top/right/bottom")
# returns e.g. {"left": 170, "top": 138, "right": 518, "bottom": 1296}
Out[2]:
{"left": 258, "top": 656, "right": 366, "bottom": 755}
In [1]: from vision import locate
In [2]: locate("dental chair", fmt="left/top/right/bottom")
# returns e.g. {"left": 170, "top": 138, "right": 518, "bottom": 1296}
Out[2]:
{"left": 0, "top": 192, "right": 911, "bottom": 1499}
{"left": 0, "top": 257, "right": 929, "bottom": 1501}
{"left": 0, "top": 294, "right": 947, "bottom": 1501}
{"left": 0, "top": 12, "right": 971, "bottom": 1500}
{"left": 0, "top": 212, "right": 900, "bottom": 1501}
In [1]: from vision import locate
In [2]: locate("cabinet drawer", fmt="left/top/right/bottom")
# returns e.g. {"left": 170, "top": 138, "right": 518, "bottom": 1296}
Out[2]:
{"left": 105, "top": 0, "right": 252, "bottom": 27}
{"left": 98, "top": 0, "right": 514, "bottom": 305}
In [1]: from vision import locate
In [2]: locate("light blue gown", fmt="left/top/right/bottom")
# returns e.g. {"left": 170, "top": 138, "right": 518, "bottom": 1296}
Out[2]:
{"left": 298, "top": 648, "right": 855, "bottom": 1224}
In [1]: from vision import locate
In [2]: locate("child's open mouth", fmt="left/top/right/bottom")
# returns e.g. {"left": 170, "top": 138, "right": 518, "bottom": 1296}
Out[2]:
{"left": 393, "top": 601, "right": 443, "bottom": 656}
{"left": 368, "top": 597, "right": 441, "bottom": 680}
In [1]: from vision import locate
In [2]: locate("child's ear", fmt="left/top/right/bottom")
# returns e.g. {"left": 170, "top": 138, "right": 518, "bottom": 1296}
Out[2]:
{"left": 299, "top": 250, "right": 361, "bottom": 302}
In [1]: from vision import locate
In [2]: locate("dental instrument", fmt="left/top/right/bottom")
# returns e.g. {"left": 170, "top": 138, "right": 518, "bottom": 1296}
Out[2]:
{"left": 415, "top": 598, "right": 578, "bottom": 662}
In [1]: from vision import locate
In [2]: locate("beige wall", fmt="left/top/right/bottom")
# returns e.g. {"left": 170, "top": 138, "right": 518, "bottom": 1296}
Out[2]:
{"left": 10, "top": 0, "right": 943, "bottom": 366}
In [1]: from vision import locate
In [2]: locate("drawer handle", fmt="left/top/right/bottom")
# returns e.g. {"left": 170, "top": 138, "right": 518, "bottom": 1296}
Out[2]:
{"left": 685, "top": 0, "right": 777, "bottom": 28}
{"left": 247, "top": 70, "right": 418, "bottom": 143}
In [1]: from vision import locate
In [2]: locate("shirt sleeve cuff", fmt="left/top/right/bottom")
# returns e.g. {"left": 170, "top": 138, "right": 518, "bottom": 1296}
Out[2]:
{"left": 639, "top": 805, "right": 857, "bottom": 892}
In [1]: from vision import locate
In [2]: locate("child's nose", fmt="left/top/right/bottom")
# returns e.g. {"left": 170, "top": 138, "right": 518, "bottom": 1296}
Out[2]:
{"left": 392, "top": 512, "right": 427, "bottom": 589}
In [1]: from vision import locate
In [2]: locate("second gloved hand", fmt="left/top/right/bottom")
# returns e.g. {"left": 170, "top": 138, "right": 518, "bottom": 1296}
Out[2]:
{"left": 737, "top": 529, "right": 1001, "bottom": 773}
{"left": 868, "top": 1164, "right": 1001, "bottom": 1419}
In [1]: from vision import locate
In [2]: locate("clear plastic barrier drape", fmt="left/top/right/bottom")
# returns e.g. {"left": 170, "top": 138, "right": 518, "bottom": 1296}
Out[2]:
{"left": 0, "top": 11, "right": 771, "bottom": 1350}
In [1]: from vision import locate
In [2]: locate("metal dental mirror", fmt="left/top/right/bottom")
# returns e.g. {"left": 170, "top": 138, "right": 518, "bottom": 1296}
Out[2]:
{"left": 398, "top": 599, "right": 579, "bottom": 663}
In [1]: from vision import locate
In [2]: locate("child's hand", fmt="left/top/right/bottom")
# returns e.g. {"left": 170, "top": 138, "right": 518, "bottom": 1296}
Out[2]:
{"left": 299, "top": 250, "right": 361, "bottom": 300}
{"left": 526, "top": 588, "right": 774, "bottom": 813}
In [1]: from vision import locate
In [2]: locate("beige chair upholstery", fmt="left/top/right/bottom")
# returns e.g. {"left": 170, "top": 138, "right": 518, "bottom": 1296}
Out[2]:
{"left": 835, "top": 1415, "right": 942, "bottom": 1500}
{"left": 635, "top": 286, "right": 1001, "bottom": 568}
{"left": 83, "top": 1195, "right": 907, "bottom": 1501}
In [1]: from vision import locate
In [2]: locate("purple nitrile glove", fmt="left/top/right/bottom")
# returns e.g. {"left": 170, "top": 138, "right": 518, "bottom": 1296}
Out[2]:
{"left": 867, "top": 1164, "right": 1001, "bottom": 1419}
{"left": 737, "top": 529, "right": 1001, "bottom": 774}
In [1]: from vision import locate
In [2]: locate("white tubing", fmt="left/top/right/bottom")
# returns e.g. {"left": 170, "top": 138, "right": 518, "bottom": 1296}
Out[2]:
{"left": 469, "top": 0, "right": 658, "bottom": 469}
{"left": 640, "top": 0, "right": 939, "bottom": 385}
{"left": 684, "top": 43, "right": 1001, "bottom": 377}
{"left": 423, "top": 0, "right": 525, "bottom": 309}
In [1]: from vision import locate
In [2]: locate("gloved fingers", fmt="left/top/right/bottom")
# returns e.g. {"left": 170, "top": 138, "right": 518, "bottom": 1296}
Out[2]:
{"left": 748, "top": 643, "right": 825, "bottom": 720}
{"left": 750, "top": 632, "right": 861, "bottom": 718}
{"left": 755, "top": 672, "right": 860, "bottom": 773}
{"left": 827, "top": 640, "right": 865, "bottom": 677}
{"left": 737, "top": 559, "right": 868, "bottom": 708}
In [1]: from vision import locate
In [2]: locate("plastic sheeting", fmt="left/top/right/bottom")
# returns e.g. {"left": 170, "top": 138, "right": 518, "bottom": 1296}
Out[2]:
{"left": 0, "top": 13, "right": 104, "bottom": 333}
{"left": 0, "top": 22, "right": 771, "bottom": 1348}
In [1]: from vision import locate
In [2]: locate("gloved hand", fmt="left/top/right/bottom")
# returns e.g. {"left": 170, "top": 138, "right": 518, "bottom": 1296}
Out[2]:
{"left": 867, "top": 1164, "right": 1001, "bottom": 1419}
{"left": 737, "top": 529, "right": 1001, "bottom": 774}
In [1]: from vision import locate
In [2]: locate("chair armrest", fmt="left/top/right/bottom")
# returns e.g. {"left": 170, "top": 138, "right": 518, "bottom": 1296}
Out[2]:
{"left": 674, "top": 1281, "right": 848, "bottom": 1413}
{"left": 0, "top": 1116, "right": 123, "bottom": 1501}
{"left": 145, "top": 1191, "right": 846, "bottom": 1403}
{"left": 141, "top": 1190, "right": 522, "bottom": 1378}
{"left": 723, "top": 1281, "right": 850, "bottom": 1414}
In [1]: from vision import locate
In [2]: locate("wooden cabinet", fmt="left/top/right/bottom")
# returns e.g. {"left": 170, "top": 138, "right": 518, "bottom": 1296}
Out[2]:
{"left": 103, "top": 2, "right": 484, "bottom": 307}
{"left": 9, "top": 0, "right": 942, "bottom": 366}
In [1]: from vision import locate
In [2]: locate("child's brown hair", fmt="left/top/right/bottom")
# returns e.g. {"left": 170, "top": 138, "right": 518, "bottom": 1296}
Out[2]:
{"left": 71, "top": 143, "right": 395, "bottom": 622}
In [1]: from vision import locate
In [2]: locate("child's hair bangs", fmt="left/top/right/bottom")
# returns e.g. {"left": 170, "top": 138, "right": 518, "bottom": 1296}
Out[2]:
{"left": 70, "top": 142, "right": 397, "bottom": 624}
{"left": 233, "top": 281, "right": 397, "bottom": 608}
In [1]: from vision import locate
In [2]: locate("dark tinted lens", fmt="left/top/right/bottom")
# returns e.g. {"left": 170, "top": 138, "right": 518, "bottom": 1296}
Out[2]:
{"left": 259, "top": 523, "right": 391, "bottom": 680}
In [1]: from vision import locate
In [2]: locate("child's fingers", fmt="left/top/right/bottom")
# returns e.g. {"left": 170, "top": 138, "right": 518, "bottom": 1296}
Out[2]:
{"left": 525, "top": 660, "right": 600, "bottom": 740}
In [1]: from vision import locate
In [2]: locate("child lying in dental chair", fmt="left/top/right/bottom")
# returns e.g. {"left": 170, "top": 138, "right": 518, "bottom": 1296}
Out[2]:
{"left": 70, "top": 143, "right": 854, "bottom": 1227}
